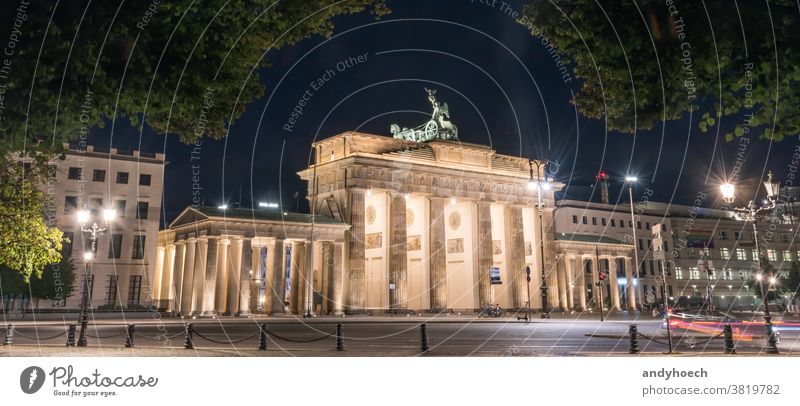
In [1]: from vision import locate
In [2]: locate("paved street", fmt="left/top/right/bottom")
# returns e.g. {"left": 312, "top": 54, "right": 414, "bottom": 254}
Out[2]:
{"left": 3, "top": 312, "right": 800, "bottom": 356}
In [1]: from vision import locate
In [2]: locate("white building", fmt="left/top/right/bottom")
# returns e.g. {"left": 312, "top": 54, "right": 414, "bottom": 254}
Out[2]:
{"left": 38, "top": 144, "right": 165, "bottom": 310}
{"left": 553, "top": 198, "right": 799, "bottom": 312}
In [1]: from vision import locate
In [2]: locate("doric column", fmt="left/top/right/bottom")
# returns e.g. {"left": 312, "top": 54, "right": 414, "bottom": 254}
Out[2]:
{"left": 389, "top": 193, "right": 408, "bottom": 311}
{"left": 198, "top": 238, "right": 222, "bottom": 317}
{"left": 269, "top": 240, "right": 285, "bottom": 315}
{"left": 556, "top": 255, "right": 568, "bottom": 311}
{"left": 624, "top": 257, "right": 636, "bottom": 311}
{"left": 180, "top": 239, "right": 197, "bottom": 315}
{"left": 332, "top": 241, "right": 345, "bottom": 315}
{"left": 428, "top": 196, "right": 447, "bottom": 312}
{"left": 346, "top": 189, "right": 366, "bottom": 313}
{"left": 237, "top": 238, "right": 252, "bottom": 316}
{"left": 152, "top": 246, "right": 166, "bottom": 304}
{"left": 250, "top": 242, "right": 262, "bottom": 312}
{"left": 476, "top": 201, "right": 493, "bottom": 308}
{"left": 508, "top": 205, "right": 527, "bottom": 309}
{"left": 227, "top": 238, "right": 243, "bottom": 315}
{"left": 289, "top": 240, "right": 305, "bottom": 314}
{"left": 214, "top": 239, "right": 230, "bottom": 314}
{"left": 171, "top": 242, "right": 186, "bottom": 312}
{"left": 576, "top": 257, "right": 587, "bottom": 311}
{"left": 301, "top": 240, "right": 314, "bottom": 315}
{"left": 565, "top": 256, "right": 575, "bottom": 310}
{"left": 160, "top": 244, "right": 176, "bottom": 309}
{"left": 607, "top": 257, "right": 621, "bottom": 311}
{"left": 543, "top": 209, "right": 559, "bottom": 312}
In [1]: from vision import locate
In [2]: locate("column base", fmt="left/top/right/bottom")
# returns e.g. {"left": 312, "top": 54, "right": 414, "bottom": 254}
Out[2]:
{"left": 345, "top": 309, "right": 368, "bottom": 315}
{"left": 429, "top": 307, "right": 451, "bottom": 314}
{"left": 236, "top": 310, "right": 251, "bottom": 317}
{"left": 201, "top": 310, "right": 217, "bottom": 318}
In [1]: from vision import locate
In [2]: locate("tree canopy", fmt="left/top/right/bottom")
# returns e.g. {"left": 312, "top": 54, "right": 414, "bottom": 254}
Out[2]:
{"left": 521, "top": 0, "right": 799, "bottom": 141}
{"left": 1, "top": 0, "right": 388, "bottom": 158}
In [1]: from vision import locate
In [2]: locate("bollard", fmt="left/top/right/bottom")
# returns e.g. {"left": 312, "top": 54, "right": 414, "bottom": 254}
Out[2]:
{"left": 628, "top": 324, "right": 640, "bottom": 354}
{"left": 3, "top": 324, "right": 14, "bottom": 345}
{"left": 335, "top": 323, "right": 344, "bottom": 351}
{"left": 258, "top": 323, "right": 268, "bottom": 351}
{"left": 723, "top": 324, "right": 736, "bottom": 354}
{"left": 66, "top": 325, "right": 76, "bottom": 346}
{"left": 124, "top": 324, "right": 135, "bottom": 348}
{"left": 184, "top": 323, "right": 194, "bottom": 349}
{"left": 420, "top": 323, "right": 430, "bottom": 353}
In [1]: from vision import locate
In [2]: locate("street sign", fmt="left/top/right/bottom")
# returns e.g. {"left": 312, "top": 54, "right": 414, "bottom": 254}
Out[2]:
{"left": 598, "top": 271, "right": 607, "bottom": 281}
{"left": 490, "top": 267, "right": 502, "bottom": 285}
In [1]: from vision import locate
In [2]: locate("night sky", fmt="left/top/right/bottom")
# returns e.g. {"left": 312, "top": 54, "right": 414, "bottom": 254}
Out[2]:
{"left": 80, "top": 0, "right": 794, "bottom": 227}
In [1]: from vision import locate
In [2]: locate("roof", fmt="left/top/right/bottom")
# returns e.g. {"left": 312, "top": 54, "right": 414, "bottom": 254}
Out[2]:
{"left": 168, "top": 206, "right": 346, "bottom": 229}
{"left": 554, "top": 233, "right": 632, "bottom": 246}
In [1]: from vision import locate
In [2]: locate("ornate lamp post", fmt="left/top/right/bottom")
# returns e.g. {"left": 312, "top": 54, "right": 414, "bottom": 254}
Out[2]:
{"left": 529, "top": 160, "right": 554, "bottom": 318}
{"left": 76, "top": 208, "right": 116, "bottom": 347}
{"left": 719, "top": 171, "right": 780, "bottom": 354}
{"left": 624, "top": 176, "right": 642, "bottom": 311}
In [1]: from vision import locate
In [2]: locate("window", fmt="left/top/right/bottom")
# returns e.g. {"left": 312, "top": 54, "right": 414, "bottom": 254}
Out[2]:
{"left": 620, "top": 220, "right": 626, "bottom": 228}
{"left": 139, "top": 174, "right": 151, "bottom": 186}
{"left": 115, "top": 200, "right": 126, "bottom": 218}
{"left": 668, "top": 285, "right": 674, "bottom": 297}
{"left": 784, "top": 250, "right": 794, "bottom": 261}
{"left": 136, "top": 201, "right": 149, "bottom": 220}
{"left": 649, "top": 260, "right": 655, "bottom": 275}
{"left": 767, "top": 249, "right": 777, "bottom": 262}
{"left": 128, "top": 276, "right": 142, "bottom": 306}
{"left": 780, "top": 233, "right": 790, "bottom": 243}
{"left": 572, "top": 215, "right": 578, "bottom": 224}
{"left": 92, "top": 169, "right": 105, "bottom": 182}
{"left": 689, "top": 249, "right": 697, "bottom": 259}
{"left": 89, "top": 197, "right": 103, "bottom": 214}
{"left": 689, "top": 267, "right": 700, "bottom": 279}
{"left": 592, "top": 217, "right": 597, "bottom": 225}
{"left": 720, "top": 248, "right": 730, "bottom": 260}
{"left": 645, "top": 222, "right": 651, "bottom": 230}
{"left": 734, "top": 231, "right": 740, "bottom": 240}
{"left": 638, "top": 239, "right": 644, "bottom": 250}
{"left": 64, "top": 196, "right": 78, "bottom": 213}
{"left": 67, "top": 167, "right": 82, "bottom": 180}
{"left": 752, "top": 249, "right": 760, "bottom": 260}
{"left": 132, "top": 236, "right": 146, "bottom": 259}
{"left": 611, "top": 219, "right": 616, "bottom": 227}
{"left": 675, "top": 267, "right": 684, "bottom": 279}
{"left": 629, "top": 220, "right": 633, "bottom": 227}
{"left": 116, "top": 171, "right": 129, "bottom": 184}
{"left": 736, "top": 248, "right": 747, "bottom": 260}
{"left": 666, "top": 262, "right": 672, "bottom": 276}
{"left": 601, "top": 218, "right": 607, "bottom": 226}
{"left": 582, "top": 216, "right": 587, "bottom": 224}
{"left": 664, "top": 241, "right": 669, "bottom": 251}
{"left": 661, "top": 224, "right": 667, "bottom": 232}
{"left": 719, "top": 230, "right": 728, "bottom": 240}
{"left": 637, "top": 221, "right": 642, "bottom": 229}
{"left": 62, "top": 231, "right": 74, "bottom": 256}
{"left": 108, "top": 234, "right": 123, "bottom": 259}
{"left": 647, "top": 239, "right": 652, "bottom": 249}
{"left": 105, "top": 275, "right": 118, "bottom": 306}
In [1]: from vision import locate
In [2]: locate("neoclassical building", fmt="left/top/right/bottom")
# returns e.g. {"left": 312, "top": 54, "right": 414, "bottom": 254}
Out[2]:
{"left": 152, "top": 130, "right": 647, "bottom": 316}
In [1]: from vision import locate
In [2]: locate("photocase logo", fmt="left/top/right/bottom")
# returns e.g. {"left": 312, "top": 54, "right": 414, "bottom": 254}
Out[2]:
{"left": 20, "top": 366, "right": 46, "bottom": 394}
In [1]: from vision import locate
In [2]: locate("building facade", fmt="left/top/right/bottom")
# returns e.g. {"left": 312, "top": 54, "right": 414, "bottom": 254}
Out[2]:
{"left": 12, "top": 145, "right": 166, "bottom": 310}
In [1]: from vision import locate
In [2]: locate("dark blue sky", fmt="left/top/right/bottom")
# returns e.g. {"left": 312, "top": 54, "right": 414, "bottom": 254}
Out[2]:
{"left": 83, "top": 0, "right": 793, "bottom": 226}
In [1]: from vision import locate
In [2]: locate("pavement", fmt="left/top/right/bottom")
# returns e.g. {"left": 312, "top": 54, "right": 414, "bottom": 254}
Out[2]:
{"left": 2, "top": 309, "right": 800, "bottom": 357}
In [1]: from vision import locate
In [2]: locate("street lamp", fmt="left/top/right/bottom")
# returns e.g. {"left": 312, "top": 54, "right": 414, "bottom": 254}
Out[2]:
{"left": 624, "top": 175, "right": 641, "bottom": 311}
{"left": 718, "top": 171, "right": 780, "bottom": 354}
{"left": 75, "top": 207, "right": 116, "bottom": 347}
{"left": 529, "top": 159, "right": 554, "bottom": 318}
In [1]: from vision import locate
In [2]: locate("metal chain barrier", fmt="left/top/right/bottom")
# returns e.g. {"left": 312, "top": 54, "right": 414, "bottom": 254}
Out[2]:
{"left": 134, "top": 330, "right": 186, "bottom": 340}
{"left": 86, "top": 329, "right": 128, "bottom": 339}
{"left": 266, "top": 329, "right": 333, "bottom": 343}
{"left": 13, "top": 329, "right": 68, "bottom": 341}
{"left": 193, "top": 329, "right": 260, "bottom": 345}
{"left": 637, "top": 331, "right": 723, "bottom": 348}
